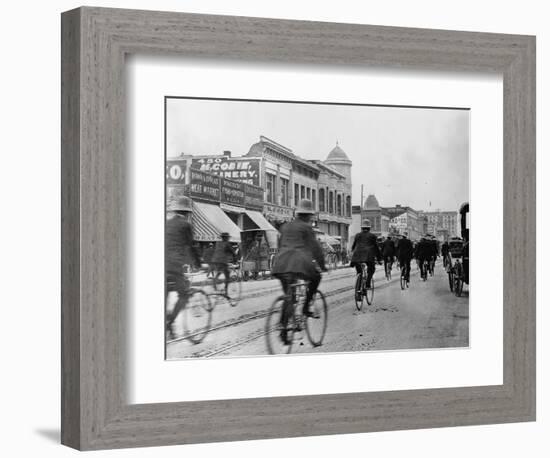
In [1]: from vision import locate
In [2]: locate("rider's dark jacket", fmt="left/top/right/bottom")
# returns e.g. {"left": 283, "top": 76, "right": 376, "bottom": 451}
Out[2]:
{"left": 414, "top": 239, "right": 432, "bottom": 260}
{"left": 396, "top": 237, "right": 414, "bottom": 261}
{"left": 382, "top": 239, "right": 396, "bottom": 257}
{"left": 165, "top": 216, "right": 201, "bottom": 270}
{"left": 211, "top": 240, "right": 236, "bottom": 265}
{"left": 272, "top": 218, "right": 325, "bottom": 277}
{"left": 350, "top": 230, "right": 382, "bottom": 265}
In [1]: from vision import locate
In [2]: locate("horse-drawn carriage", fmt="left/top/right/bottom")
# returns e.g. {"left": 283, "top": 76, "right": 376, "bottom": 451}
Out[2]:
{"left": 446, "top": 202, "right": 469, "bottom": 296}
{"left": 240, "top": 229, "right": 278, "bottom": 280}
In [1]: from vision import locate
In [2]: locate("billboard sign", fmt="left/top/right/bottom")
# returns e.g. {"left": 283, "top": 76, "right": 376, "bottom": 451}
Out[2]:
{"left": 188, "top": 169, "right": 221, "bottom": 202}
{"left": 192, "top": 157, "right": 261, "bottom": 186}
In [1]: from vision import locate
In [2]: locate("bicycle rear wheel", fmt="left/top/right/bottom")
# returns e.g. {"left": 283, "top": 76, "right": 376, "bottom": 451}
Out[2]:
{"left": 265, "top": 296, "right": 294, "bottom": 355}
{"left": 305, "top": 290, "right": 328, "bottom": 347}
{"left": 366, "top": 277, "right": 374, "bottom": 305}
{"left": 354, "top": 274, "right": 364, "bottom": 311}
{"left": 183, "top": 289, "right": 213, "bottom": 344}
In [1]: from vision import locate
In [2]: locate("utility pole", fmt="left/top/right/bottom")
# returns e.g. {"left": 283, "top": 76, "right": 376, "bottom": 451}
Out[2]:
{"left": 360, "top": 184, "right": 364, "bottom": 221}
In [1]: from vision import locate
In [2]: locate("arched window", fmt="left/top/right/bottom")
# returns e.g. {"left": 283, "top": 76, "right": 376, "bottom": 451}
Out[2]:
{"left": 329, "top": 191, "right": 334, "bottom": 214}
{"left": 346, "top": 195, "right": 351, "bottom": 217}
{"left": 337, "top": 194, "right": 342, "bottom": 216}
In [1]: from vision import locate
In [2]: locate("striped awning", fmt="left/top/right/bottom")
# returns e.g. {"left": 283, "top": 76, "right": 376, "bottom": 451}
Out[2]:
{"left": 244, "top": 210, "right": 277, "bottom": 232}
{"left": 192, "top": 202, "right": 241, "bottom": 243}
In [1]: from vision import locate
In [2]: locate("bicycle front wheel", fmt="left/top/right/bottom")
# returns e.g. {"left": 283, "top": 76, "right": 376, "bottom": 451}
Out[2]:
{"left": 183, "top": 289, "right": 213, "bottom": 344}
{"left": 366, "top": 277, "right": 374, "bottom": 305}
{"left": 354, "top": 274, "right": 364, "bottom": 311}
{"left": 228, "top": 271, "right": 242, "bottom": 304}
{"left": 305, "top": 290, "right": 328, "bottom": 347}
{"left": 265, "top": 296, "right": 294, "bottom": 355}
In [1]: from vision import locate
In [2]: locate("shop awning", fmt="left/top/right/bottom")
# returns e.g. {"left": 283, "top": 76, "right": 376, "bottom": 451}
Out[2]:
{"left": 317, "top": 233, "right": 341, "bottom": 246}
{"left": 192, "top": 202, "right": 241, "bottom": 243}
{"left": 244, "top": 210, "right": 277, "bottom": 232}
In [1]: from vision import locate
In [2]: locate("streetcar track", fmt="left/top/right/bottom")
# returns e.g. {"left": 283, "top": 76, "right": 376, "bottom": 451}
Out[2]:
{"left": 169, "top": 265, "right": 424, "bottom": 356}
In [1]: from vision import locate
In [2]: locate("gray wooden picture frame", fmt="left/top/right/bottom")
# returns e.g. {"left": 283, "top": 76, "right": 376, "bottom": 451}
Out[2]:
{"left": 61, "top": 6, "right": 536, "bottom": 451}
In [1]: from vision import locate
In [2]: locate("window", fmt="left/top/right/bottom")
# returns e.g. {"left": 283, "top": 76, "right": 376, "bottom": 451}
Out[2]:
{"left": 280, "top": 177, "right": 289, "bottom": 206}
{"left": 329, "top": 191, "right": 334, "bottom": 214}
{"left": 346, "top": 195, "right": 351, "bottom": 217}
{"left": 266, "top": 173, "right": 275, "bottom": 204}
{"left": 337, "top": 194, "right": 342, "bottom": 216}
{"left": 294, "top": 183, "right": 299, "bottom": 206}
{"left": 306, "top": 187, "right": 311, "bottom": 200}
{"left": 301, "top": 185, "right": 305, "bottom": 200}
{"left": 312, "top": 189, "right": 317, "bottom": 210}
{"left": 319, "top": 188, "right": 325, "bottom": 212}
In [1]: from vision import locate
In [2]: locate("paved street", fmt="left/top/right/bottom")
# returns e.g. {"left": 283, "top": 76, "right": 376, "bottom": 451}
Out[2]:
{"left": 166, "top": 261, "right": 469, "bottom": 359}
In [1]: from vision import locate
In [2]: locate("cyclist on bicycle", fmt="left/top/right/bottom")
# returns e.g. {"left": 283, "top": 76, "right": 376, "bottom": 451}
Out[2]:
{"left": 165, "top": 196, "right": 202, "bottom": 337}
{"left": 396, "top": 231, "right": 414, "bottom": 282}
{"left": 351, "top": 219, "right": 382, "bottom": 300}
{"left": 272, "top": 199, "right": 326, "bottom": 345}
{"left": 211, "top": 232, "right": 237, "bottom": 304}
{"left": 382, "top": 235, "right": 396, "bottom": 275}
{"left": 415, "top": 234, "right": 432, "bottom": 279}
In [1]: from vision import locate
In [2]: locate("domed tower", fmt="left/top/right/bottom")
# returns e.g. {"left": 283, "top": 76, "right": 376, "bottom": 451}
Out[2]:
{"left": 363, "top": 194, "right": 382, "bottom": 234}
{"left": 364, "top": 194, "right": 380, "bottom": 211}
{"left": 325, "top": 142, "right": 352, "bottom": 185}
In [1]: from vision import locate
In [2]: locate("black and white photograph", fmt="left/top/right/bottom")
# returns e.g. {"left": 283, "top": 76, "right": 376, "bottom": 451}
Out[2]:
{"left": 165, "top": 96, "right": 470, "bottom": 359}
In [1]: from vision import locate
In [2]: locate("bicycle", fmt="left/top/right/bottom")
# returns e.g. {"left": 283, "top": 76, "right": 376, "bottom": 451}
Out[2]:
{"left": 400, "top": 262, "right": 410, "bottom": 290}
{"left": 265, "top": 277, "right": 328, "bottom": 354}
{"left": 210, "top": 262, "right": 243, "bottom": 306}
{"left": 420, "top": 259, "right": 429, "bottom": 281}
{"left": 384, "top": 256, "right": 393, "bottom": 281}
{"left": 428, "top": 257, "right": 435, "bottom": 276}
{"left": 354, "top": 262, "right": 375, "bottom": 310}
{"left": 325, "top": 252, "right": 338, "bottom": 271}
{"left": 166, "top": 265, "right": 213, "bottom": 344}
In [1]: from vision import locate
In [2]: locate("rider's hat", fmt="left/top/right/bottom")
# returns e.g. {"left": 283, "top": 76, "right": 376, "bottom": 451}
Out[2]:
{"left": 220, "top": 231, "right": 230, "bottom": 239}
{"left": 295, "top": 199, "right": 316, "bottom": 215}
{"left": 361, "top": 218, "right": 371, "bottom": 228}
{"left": 169, "top": 196, "right": 193, "bottom": 213}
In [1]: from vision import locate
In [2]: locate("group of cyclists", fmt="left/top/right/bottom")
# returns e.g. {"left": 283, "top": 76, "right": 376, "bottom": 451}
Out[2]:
{"left": 166, "top": 195, "right": 450, "bottom": 346}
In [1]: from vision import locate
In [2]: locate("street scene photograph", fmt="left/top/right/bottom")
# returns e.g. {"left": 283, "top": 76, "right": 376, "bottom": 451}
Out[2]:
{"left": 165, "top": 96, "right": 470, "bottom": 359}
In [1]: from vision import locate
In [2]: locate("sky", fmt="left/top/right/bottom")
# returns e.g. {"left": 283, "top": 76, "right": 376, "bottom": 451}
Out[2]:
{"left": 166, "top": 97, "right": 469, "bottom": 213}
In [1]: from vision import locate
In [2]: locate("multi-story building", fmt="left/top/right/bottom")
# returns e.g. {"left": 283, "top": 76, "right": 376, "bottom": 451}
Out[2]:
{"left": 246, "top": 136, "right": 316, "bottom": 228}
{"left": 420, "top": 210, "right": 459, "bottom": 238}
{"left": 168, "top": 135, "right": 353, "bottom": 248}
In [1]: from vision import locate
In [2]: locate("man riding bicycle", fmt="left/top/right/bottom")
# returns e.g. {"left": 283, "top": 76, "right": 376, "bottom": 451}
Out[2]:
{"left": 396, "top": 231, "right": 414, "bottom": 282}
{"left": 350, "top": 219, "right": 382, "bottom": 300}
{"left": 211, "top": 231, "right": 238, "bottom": 304}
{"left": 272, "top": 199, "right": 326, "bottom": 345}
{"left": 382, "top": 235, "right": 396, "bottom": 276}
{"left": 165, "top": 196, "right": 202, "bottom": 337}
{"left": 415, "top": 235, "right": 432, "bottom": 279}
